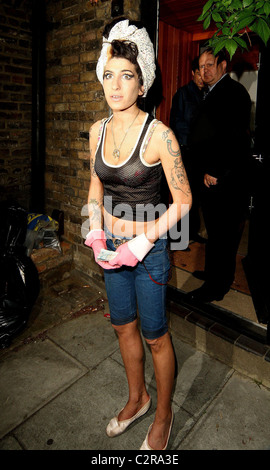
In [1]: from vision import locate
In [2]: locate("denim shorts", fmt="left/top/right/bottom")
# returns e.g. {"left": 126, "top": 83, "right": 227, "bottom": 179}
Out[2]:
{"left": 103, "top": 230, "right": 171, "bottom": 340}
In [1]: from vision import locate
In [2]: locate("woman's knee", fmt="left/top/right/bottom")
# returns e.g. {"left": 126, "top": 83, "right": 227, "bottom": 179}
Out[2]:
{"left": 144, "top": 332, "right": 169, "bottom": 353}
{"left": 111, "top": 319, "right": 138, "bottom": 337}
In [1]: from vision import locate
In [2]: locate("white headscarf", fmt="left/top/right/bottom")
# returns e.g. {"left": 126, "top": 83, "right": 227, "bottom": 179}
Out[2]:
{"left": 96, "top": 19, "right": 156, "bottom": 97}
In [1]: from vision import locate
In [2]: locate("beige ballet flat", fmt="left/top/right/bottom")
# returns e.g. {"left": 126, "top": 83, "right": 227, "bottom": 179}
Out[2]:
{"left": 140, "top": 409, "right": 174, "bottom": 450}
{"left": 106, "top": 397, "right": 151, "bottom": 437}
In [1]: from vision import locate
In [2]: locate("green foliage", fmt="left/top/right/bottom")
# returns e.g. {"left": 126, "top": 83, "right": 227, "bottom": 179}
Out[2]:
{"left": 198, "top": 0, "right": 270, "bottom": 58}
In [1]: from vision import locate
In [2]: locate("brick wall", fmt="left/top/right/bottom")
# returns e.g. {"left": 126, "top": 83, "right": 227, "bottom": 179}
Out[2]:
{"left": 0, "top": 0, "right": 143, "bottom": 284}
{"left": 45, "top": 0, "right": 141, "bottom": 282}
{"left": 0, "top": 0, "right": 33, "bottom": 209}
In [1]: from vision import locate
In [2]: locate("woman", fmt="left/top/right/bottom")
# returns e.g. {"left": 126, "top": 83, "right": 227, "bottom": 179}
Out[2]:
{"left": 85, "top": 18, "right": 191, "bottom": 450}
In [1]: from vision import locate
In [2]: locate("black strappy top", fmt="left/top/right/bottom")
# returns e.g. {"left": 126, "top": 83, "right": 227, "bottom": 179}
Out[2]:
{"left": 94, "top": 113, "right": 165, "bottom": 222}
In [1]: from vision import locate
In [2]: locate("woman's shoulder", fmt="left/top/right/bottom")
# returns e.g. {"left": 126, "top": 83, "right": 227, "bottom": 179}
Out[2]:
{"left": 89, "top": 117, "right": 108, "bottom": 135}
{"left": 89, "top": 117, "right": 109, "bottom": 147}
{"left": 149, "top": 118, "right": 172, "bottom": 141}
{"left": 145, "top": 118, "right": 178, "bottom": 160}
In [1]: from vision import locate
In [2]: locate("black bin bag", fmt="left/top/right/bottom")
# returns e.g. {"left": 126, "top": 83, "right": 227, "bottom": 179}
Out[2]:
{"left": 0, "top": 203, "right": 40, "bottom": 348}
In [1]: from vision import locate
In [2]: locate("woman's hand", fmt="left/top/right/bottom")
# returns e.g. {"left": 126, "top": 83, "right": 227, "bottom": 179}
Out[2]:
{"left": 85, "top": 230, "right": 121, "bottom": 270}
{"left": 109, "top": 233, "right": 154, "bottom": 268}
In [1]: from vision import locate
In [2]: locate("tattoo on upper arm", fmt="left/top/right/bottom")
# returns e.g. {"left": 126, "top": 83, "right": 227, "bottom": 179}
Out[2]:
{"left": 90, "top": 157, "right": 97, "bottom": 177}
{"left": 167, "top": 139, "right": 180, "bottom": 157}
{"left": 162, "top": 129, "right": 171, "bottom": 141}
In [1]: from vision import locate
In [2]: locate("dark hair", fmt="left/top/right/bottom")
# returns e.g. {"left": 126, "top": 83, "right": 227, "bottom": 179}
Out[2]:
{"left": 103, "top": 17, "right": 143, "bottom": 39}
{"left": 191, "top": 56, "right": 200, "bottom": 72}
{"left": 202, "top": 46, "right": 228, "bottom": 65}
{"left": 102, "top": 18, "right": 144, "bottom": 87}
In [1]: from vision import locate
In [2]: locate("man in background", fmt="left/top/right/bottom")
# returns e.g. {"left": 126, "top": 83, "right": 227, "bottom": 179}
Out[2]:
{"left": 170, "top": 57, "right": 205, "bottom": 242}
{"left": 188, "top": 47, "right": 251, "bottom": 303}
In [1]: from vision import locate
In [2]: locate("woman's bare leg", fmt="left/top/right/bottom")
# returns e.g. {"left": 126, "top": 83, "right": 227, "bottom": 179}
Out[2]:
{"left": 145, "top": 332, "right": 175, "bottom": 450}
{"left": 112, "top": 319, "right": 150, "bottom": 420}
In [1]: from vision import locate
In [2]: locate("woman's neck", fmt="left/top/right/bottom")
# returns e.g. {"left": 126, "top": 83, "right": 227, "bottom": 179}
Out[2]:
{"left": 112, "top": 105, "right": 141, "bottom": 127}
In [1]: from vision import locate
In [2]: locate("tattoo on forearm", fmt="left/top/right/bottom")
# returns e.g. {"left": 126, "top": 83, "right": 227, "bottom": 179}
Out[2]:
{"left": 167, "top": 139, "right": 180, "bottom": 157}
{"left": 88, "top": 198, "right": 102, "bottom": 223}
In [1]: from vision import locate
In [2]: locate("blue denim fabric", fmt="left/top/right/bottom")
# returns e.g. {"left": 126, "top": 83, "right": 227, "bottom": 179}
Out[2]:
{"left": 103, "top": 233, "right": 170, "bottom": 340}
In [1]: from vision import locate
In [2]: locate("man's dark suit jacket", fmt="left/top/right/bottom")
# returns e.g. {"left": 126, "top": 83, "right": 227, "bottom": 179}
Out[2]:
{"left": 189, "top": 74, "right": 251, "bottom": 290}
{"left": 189, "top": 74, "right": 251, "bottom": 189}
{"left": 170, "top": 80, "right": 203, "bottom": 148}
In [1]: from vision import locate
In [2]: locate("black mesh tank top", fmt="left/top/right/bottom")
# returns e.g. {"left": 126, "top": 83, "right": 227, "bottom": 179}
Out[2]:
{"left": 94, "top": 113, "right": 165, "bottom": 222}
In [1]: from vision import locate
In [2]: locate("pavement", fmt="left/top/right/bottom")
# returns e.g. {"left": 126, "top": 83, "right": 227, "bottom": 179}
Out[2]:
{"left": 1, "top": 269, "right": 270, "bottom": 455}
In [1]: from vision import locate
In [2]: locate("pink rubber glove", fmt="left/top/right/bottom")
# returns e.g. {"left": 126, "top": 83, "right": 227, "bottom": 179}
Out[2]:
{"left": 109, "top": 233, "right": 154, "bottom": 268}
{"left": 109, "top": 242, "right": 139, "bottom": 267}
{"left": 85, "top": 230, "right": 121, "bottom": 270}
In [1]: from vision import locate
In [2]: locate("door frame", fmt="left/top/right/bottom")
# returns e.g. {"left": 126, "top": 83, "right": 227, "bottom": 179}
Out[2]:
{"left": 154, "top": 5, "right": 270, "bottom": 343}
